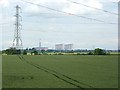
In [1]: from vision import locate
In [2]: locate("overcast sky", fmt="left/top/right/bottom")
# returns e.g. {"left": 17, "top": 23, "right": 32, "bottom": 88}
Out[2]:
{"left": 0, "top": 0, "right": 119, "bottom": 50}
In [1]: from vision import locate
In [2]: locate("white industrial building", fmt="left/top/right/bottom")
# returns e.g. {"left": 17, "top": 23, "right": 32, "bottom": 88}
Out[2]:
{"left": 55, "top": 44, "right": 64, "bottom": 50}
{"left": 64, "top": 44, "right": 73, "bottom": 50}
{"left": 55, "top": 44, "right": 73, "bottom": 50}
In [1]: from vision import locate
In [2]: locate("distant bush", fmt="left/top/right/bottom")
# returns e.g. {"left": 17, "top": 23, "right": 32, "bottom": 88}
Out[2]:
{"left": 43, "top": 53, "right": 48, "bottom": 55}
{"left": 2, "top": 48, "right": 21, "bottom": 55}
{"left": 31, "top": 50, "right": 38, "bottom": 55}
{"left": 76, "top": 53, "right": 81, "bottom": 55}
{"left": 58, "top": 53, "right": 64, "bottom": 55}
{"left": 87, "top": 52, "right": 93, "bottom": 55}
{"left": 82, "top": 53, "right": 86, "bottom": 55}
{"left": 94, "top": 48, "right": 106, "bottom": 55}
{"left": 23, "top": 50, "right": 27, "bottom": 55}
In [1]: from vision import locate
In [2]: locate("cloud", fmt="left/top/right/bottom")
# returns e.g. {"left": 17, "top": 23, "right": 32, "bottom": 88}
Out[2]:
{"left": 63, "top": 0, "right": 103, "bottom": 14}
{"left": 0, "top": 13, "right": 14, "bottom": 24}
{"left": 97, "top": 0, "right": 119, "bottom": 3}
{"left": 23, "top": 0, "right": 103, "bottom": 15}
{"left": 0, "top": 0, "right": 9, "bottom": 7}
{"left": 23, "top": 0, "right": 67, "bottom": 15}
{"left": 88, "top": 0, "right": 102, "bottom": 8}
{"left": 25, "top": 5, "right": 41, "bottom": 14}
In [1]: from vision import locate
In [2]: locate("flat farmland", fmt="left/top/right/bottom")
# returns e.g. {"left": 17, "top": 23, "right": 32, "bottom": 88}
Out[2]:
{"left": 2, "top": 55, "right": 118, "bottom": 88}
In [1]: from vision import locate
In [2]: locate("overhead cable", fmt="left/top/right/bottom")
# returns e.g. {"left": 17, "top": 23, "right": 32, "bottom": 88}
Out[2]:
{"left": 67, "top": 0, "right": 118, "bottom": 15}
{"left": 20, "top": 0, "right": 117, "bottom": 24}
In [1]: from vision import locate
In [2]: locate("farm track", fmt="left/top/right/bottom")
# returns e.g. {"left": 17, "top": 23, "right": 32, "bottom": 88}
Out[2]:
{"left": 17, "top": 55, "right": 97, "bottom": 89}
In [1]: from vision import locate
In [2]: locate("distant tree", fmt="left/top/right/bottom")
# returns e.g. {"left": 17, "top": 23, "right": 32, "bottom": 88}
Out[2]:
{"left": 76, "top": 53, "right": 81, "bottom": 55}
{"left": 94, "top": 48, "right": 106, "bottom": 55}
{"left": 32, "top": 50, "right": 38, "bottom": 55}
{"left": 87, "top": 52, "right": 93, "bottom": 55}
{"left": 68, "top": 50, "right": 74, "bottom": 53}
{"left": 106, "top": 51, "right": 110, "bottom": 55}
{"left": 58, "top": 53, "right": 63, "bottom": 55}
{"left": 16, "top": 49, "right": 21, "bottom": 54}
{"left": 41, "top": 50, "right": 45, "bottom": 54}
{"left": 26, "top": 48, "right": 29, "bottom": 51}
{"left": 119, "top": 50, "right": 120, "bottom": 52}
{"left": 2, "top": 48, "right": 21, "bottom": 55}
{"left": 29, "top": 48, "right": 32, "bottom": 51}
{"left": 32, "top": 48, "right": 36, "bottom": 51}
{"left": 23, "top": 50, "right": 27, "bottom": 55}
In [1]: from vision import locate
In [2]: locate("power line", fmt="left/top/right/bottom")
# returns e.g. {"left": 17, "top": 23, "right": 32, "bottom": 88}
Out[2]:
{"left": 23, "top": 20, "right": 118, "bottom": 25}
{"left": 91, "top": 0, "right": 118, "bottom": 4}
{"left": 23, "top": 28, "right": 117, "bottom": 34}
{"left": 20, "top": 0, "right": 117, "bottom": 24}
{"left": 0, "top": 23, "right": 11, "bottom": 25}
{"left": 111, "top": 1, "right": 118, "bottom": 4}
{"left": 67, "top": 0, "right": 118, "bottom": 15}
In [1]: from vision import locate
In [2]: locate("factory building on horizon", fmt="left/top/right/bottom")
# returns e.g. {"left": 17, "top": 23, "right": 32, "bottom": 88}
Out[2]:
{"left": 64, "top": 44, "right": 73, "bottom": 51}
{"left": 55, "top": 44, "right": 73, "bottom": 51}
{"left": 35, "top": 47, "right": 48, "bottom": 51}
{"left": 34, "top": 41, "right": 48, "bottom": 51}
{"left": 55, "top": 44, "right": 64, "bottom": 51}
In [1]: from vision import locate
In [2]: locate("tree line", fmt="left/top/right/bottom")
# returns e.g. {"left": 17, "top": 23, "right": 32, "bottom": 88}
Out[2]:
{"left": 2, "top": 47, "right": 110, "bottom": 55}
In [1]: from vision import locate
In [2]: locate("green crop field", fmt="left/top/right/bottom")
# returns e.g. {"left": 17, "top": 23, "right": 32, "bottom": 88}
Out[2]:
{"left": 2, "top": 55, "right": 118, "bottom": 88}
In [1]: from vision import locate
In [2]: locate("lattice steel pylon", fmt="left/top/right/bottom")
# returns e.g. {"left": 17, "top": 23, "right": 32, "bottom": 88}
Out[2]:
{"left": 13, "top": 5, "right": 23, "bottom": 50}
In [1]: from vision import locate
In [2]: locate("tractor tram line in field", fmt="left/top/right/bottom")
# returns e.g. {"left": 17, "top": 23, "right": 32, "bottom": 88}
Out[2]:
{"left": 17, "top": 55, "right": 84, "bottom": 89}
{"left": 17, "top": 55, "right": 97, "bottom": 89}
{"left": 32, "top": 63, "right": 95, "bottom": 89}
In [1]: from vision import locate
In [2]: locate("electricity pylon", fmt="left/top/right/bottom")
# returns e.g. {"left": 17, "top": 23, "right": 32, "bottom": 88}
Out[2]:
{"left": 13, "top": 5, "right": 23, "bottom": 50}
